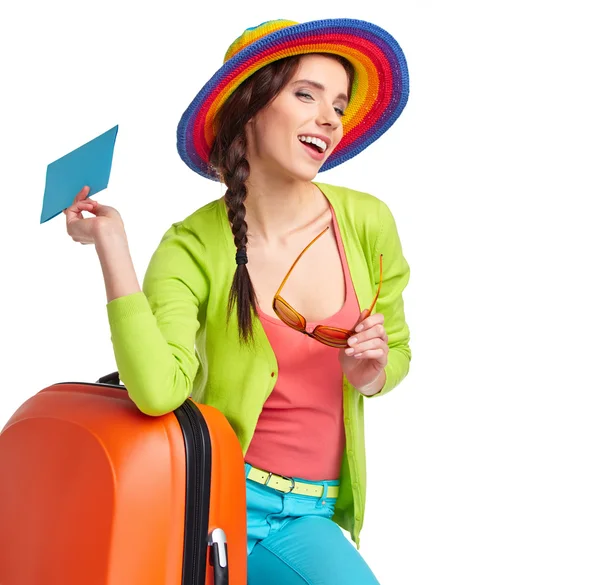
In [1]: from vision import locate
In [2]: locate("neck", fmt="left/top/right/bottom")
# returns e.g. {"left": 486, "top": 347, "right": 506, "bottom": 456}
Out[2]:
{"left": 241, "top": 170, "right": 327, "bottom": 243}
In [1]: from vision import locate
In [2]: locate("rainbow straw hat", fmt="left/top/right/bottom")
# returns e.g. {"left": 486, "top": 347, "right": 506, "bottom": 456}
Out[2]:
{"left": 177, "top": 18, "right": 409, "bottom": 181}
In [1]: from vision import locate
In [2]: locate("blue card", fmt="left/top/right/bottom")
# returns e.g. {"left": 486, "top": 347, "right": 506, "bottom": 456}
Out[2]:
{"left": 40, "top": 125, "right": 119, "bottom": 224}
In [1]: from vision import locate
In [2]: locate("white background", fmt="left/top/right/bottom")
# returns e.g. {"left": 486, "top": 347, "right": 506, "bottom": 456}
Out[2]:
{"left": 1, "top": 1, "right": 599, "bottom": 583}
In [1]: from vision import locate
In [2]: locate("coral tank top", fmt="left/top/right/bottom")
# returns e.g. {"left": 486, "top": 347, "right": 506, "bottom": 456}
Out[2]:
{"left": 245, "top": 204, "right": 361, "bottom": 481}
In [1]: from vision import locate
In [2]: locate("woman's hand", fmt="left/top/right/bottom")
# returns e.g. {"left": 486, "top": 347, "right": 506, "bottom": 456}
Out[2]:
{"left": 63, "top": 185, "right": 125, "bottom": 245}
{"left": 338, "top": 310, "right": 389, "bottom": 395}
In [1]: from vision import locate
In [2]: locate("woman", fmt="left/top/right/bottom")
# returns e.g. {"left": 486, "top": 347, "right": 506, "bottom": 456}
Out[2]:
{"left": 64, "top": 18, "right": 411, "bottom": 585}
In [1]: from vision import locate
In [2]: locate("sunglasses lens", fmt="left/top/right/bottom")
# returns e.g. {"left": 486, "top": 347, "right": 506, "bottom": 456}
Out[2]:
{"left": 313, "top": 326, "right": 351, "bottom": 348}
{"left": 273, "top": 298, "right": 305, "bottom": 331}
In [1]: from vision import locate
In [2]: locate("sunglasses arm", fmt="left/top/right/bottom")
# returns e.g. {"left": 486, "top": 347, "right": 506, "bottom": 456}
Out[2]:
{"left": 274, "top": 226, "right": 330, "bottom": 297}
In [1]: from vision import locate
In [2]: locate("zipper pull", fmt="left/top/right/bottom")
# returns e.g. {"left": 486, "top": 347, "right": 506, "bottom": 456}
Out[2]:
{"left": 208, "top": 528, "right": 229, "bottom": 585}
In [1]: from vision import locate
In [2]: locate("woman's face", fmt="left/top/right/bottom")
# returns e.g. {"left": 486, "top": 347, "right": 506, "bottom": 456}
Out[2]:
{"left": 245, "top": 54, "right": 350, "bottom": 182}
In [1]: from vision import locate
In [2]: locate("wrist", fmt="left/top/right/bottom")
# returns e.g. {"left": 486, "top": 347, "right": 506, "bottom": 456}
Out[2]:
{"left": 93, "top": 225, "right": 140, "bottom": 303}
{"left": 94, "top": 221, "right": 127, "bottom": 249}
{"left": 357, "top": 370, "right": 386, "bottom": 397}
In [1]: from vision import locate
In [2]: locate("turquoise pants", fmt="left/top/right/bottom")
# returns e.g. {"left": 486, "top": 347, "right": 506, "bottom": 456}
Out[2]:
{"left": 245, "top": 462, "right": 380, "bottom": 584}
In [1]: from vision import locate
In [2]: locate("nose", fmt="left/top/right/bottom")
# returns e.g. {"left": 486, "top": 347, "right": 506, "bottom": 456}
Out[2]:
{"left": 317, "top": 104, "right": 341, "bottom": 131}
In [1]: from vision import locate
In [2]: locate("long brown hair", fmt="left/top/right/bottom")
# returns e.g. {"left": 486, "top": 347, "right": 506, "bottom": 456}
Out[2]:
{"left": 209, "top": 53, "right": 355, "bottom": 345}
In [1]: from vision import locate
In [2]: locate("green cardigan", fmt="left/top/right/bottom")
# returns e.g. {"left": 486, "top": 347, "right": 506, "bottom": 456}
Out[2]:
{"left": 106, "top": 181, "right": 411, "bottom": 548}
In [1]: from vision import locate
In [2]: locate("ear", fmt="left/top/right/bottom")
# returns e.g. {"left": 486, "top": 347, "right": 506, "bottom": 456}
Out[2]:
{"left": 244, "top": 119, "right": 255, "bottom": 148}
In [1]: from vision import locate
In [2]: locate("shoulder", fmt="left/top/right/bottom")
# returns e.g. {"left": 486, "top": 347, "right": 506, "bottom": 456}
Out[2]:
{"left": 155, "top": 197, "right": 226, "bottom": 248}
{"left": 146, "top": 197, "right": 230, "bottom": 284}
{"left": 180, "top": 198, "right": 225, "bottom": 238}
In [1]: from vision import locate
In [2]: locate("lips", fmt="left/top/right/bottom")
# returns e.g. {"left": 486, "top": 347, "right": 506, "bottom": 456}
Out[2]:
{"left": 299, "top": 140, "right": 326, "bottom": 161}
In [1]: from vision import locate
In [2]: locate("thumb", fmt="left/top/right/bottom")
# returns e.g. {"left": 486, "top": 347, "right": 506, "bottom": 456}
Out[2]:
{"left": 91, "top": 201, "right": 115, "bottom": 216}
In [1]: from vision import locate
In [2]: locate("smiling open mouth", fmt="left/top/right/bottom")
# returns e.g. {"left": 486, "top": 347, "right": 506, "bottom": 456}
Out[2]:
{"left": 298, "top": 135, "right": 327, "bottom": 153}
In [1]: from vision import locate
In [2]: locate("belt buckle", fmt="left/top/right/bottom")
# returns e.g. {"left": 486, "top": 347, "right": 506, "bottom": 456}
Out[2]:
{"left": 265, "top": 472, "right": 296, "bottom": 494}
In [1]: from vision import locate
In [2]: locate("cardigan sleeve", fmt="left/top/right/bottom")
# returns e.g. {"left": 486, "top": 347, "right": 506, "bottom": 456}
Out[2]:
{"left": 105, "top": 223, "right": 208, "bottom": 415}
{"left": 365, "top": 199, "right": 411, "bottom": 398}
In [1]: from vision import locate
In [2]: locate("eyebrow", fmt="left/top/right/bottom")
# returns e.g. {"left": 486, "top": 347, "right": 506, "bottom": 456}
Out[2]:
{"left": 292, "top": 79, "right": 349, "bottom": 105}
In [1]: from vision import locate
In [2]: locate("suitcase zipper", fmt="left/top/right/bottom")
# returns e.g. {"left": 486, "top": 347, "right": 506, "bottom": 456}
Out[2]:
{"left": 175, "top": 398, "right": 212, "bottom": 585}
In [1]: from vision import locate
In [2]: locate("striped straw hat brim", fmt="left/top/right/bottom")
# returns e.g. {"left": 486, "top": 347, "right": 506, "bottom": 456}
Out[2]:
{"left": 177, "top": 18, "right": 410, "bottom": 181}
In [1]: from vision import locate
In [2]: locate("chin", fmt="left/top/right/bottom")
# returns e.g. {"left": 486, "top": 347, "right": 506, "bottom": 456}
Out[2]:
{"left": 295, "top": 169, "right": 320, "bottom": 182}
{"left": 264, "top": 152, "right": 328, "bottom": 183}
{"left": 287, "top": 161, "right": 326, "bottom": 183}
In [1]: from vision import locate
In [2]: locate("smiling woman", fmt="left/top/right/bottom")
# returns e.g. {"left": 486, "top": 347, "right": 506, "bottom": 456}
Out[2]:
{"left": 74, "top": 17, "right": 412, "bottom": 585}
{"left": 209, "top": 52, "right": 356, "bottom": 341}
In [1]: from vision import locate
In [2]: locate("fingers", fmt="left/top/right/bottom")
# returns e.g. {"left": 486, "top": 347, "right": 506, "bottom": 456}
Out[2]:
{"left": 350, "top": 347, "right": 387, "bottom": 360}
{"left": 63, "top": 199, "right": 97, "bottom": 219}
{"left": 345, "top": 336, "right": 388, "bottom": 358}
{"left": 351, "top": 308, "right": 370, "bottom": 331}
{"left": 350, "top": 322, "right": 388, "bottom": 344}
{"left": 345, "top": 313, "right": 388, "bottom": 358}
{"left": 72, "top": 186, "right": 91, "bottom": 207}
{"left": 63, "top": 186, "right": 93, "bottom": 215}
{"left": 354, "top": 312, "right": 384, "bottom": 334}
{"left": 76, "top": 185, "right": 90, "bottom": 201}
{"left": 74, "top": 201, "right": 96, "bottom": 211}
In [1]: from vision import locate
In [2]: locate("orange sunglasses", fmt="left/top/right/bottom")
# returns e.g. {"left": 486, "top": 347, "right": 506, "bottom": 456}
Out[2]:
{"left": 272, "top": 226, "right": 383, "bottom": 348}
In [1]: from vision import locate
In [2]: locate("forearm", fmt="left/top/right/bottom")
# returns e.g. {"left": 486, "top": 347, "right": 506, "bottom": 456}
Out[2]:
{"left": 94, "top": 226, "right": 141, "bottom": 303}
{"left": 106, "top": 292, "right": 197, "bottom": 415}
{"left": 98, "top": 223, "right": 203, "bottom": 416}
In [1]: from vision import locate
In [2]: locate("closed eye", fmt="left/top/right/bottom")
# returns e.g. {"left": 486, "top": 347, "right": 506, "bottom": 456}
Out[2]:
{"left": 295, "top": 92, "right": 345, "bottom": 117}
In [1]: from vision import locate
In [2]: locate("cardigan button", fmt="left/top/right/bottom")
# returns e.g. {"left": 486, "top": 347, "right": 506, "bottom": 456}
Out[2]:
{"left": 270, "top": 372, "right": 275, "bottom": 377}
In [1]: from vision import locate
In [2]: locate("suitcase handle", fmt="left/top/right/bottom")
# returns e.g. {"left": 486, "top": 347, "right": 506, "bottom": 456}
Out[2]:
{"left": 208, "top": 528, "right": 229, "bottom": 585}
{"left": 96, "top": 371, "right": 123, "bottom": 387}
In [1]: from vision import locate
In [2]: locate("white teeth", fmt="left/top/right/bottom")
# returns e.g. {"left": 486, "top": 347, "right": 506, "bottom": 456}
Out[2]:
{"left": 298, "top": 135, "right": 327, "bottom": 153}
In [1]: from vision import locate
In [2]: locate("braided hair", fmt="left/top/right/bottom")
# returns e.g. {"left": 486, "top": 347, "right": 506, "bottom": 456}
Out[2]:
{"left": 209, "top": 54, "right": 355, "bottom": 345}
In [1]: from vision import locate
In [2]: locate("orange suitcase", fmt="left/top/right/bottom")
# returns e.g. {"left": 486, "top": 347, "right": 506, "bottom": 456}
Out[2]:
{"left": 0, "top": 371, "right": 247, "bottom": 585}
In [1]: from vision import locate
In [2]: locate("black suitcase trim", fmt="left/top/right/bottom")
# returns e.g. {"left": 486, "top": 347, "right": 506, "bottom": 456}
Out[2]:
{"left": 175, "top": 398, "right": 212, "bottom": 585}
